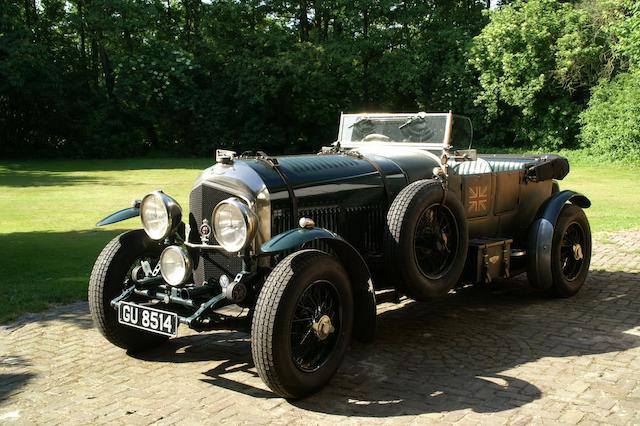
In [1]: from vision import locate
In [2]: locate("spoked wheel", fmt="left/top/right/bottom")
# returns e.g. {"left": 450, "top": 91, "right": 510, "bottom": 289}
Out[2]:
{"left": 414, "top": 204, "right": 459, "bottom": 280}
{"left": 559, "top": 223, "right": 586, "bottom": 281}
{"left": 385, "top": 179, "right": 468, "bottom": 301}
{"left": 548, "top": 204, "right": 592, "bottom": 297}
{"left": 252, "top": 250, "right": 353, "bottom": 399}
{"left": 89, "top": 230, "right": 169, "bottom": 351}
{"left": 291, "top": 280, "right": 342, "bottom": 373}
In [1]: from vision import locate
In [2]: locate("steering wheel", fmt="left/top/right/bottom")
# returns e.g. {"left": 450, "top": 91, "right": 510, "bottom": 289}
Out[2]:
{"left": 362, "top": 134, "right": 391, "bottom": 142}
{"left": 400, "top": 120, "right": 435, "bottom": 142}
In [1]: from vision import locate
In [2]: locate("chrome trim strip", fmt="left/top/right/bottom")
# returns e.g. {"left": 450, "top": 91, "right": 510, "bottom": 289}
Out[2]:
{"left": 183, "top": 241, "right": 226, "bottom": 251}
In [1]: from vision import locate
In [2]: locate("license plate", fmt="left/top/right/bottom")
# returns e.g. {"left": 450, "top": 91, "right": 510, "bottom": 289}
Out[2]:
{"left": 118, "top": 302, "right": 178, "bottom": 337}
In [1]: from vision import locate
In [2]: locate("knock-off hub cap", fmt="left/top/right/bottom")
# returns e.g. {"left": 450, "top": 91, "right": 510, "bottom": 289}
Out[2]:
{"left": 573, "top": 243, "right": 584, "bottom": 261}
{"left": 312, "top": 315, "right": 335, "bottom": 340}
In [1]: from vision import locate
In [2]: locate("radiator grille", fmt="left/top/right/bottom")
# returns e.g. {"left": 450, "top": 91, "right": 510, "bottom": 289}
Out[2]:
{"left": 272, "top": 205, "right": 385, "bottom": 254}
{"left": 189, "top": 184, "right": 244, "bottom": 285}
{"left": 343, "top": 205, "right": 386, "bottom": 253}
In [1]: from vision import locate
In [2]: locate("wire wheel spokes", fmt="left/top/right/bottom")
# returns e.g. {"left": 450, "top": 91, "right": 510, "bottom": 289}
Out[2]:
{"left": 414, "top": 204, "right": 458, "bottom": 279}
{"left": 559, "top": 222, "right": 586, "bottom": 281}
{"left": 290, "top": 280, "right": 341, "bottom": 373}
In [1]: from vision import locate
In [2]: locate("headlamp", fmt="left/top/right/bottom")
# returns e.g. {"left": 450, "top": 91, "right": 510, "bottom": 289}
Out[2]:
{"left": 140, "top": 191, "right": 182, "bottom": 240}
{"left": 212, "top": 198, "right": 257, "bottom": 252}
{"left": 159, "top": 245, "right": 192, "bottom": 286}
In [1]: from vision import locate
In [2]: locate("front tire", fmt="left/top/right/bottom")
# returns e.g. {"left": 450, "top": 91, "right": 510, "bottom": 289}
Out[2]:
{"left": 251, "top": 250, "right": 354, "bottom": 399}
{"left": 89, "top": 230, "right": 168, "bottom": 352}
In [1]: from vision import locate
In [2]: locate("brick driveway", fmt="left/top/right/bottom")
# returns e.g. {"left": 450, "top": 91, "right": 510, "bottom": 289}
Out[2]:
{"left": 2, "top": 230, "right": 640, "bottom": 425}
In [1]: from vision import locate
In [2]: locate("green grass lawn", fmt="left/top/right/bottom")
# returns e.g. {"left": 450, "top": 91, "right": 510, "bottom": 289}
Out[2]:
{"left": 0, "top": 158, "right": 211, "bottom": 323}
{"left": 0, "top": 154, "right": 638, "bottom": 323}
{"left": 559, "top": 158, "right": 640, "bottom": 232}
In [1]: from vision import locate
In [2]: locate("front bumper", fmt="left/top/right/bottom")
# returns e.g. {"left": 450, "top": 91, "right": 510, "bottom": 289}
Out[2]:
{"left": 110, "top": 274, "right": 254, "bottom": 332}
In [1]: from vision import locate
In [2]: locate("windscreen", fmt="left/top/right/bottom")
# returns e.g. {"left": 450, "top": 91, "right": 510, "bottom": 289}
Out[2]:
{"left": 340, "top": 114, "right": 449, "bottom": 144}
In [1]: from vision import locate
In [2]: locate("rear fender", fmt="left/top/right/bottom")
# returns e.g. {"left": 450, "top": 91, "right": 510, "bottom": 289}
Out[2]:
{"left": 527, "top": 190, "right": 591, "bottom": 289}
{"left": 261, "top": 228, "right": 377, "bottom": 343}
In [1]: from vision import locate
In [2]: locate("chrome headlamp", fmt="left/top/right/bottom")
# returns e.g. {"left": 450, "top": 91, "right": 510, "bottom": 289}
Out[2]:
{"left": 160, "top": 245, "right": 192, "bottom": 286}
{"left": 212, "top": 198, "right": 257, "bottom": 253}
{"left": 140, "top": 191, "right": 182, "bottom": 240}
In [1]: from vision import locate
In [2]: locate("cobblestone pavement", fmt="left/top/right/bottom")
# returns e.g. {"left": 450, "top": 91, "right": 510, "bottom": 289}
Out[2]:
{"left": 2, "top": 230, "right": 640, "bottom": 425}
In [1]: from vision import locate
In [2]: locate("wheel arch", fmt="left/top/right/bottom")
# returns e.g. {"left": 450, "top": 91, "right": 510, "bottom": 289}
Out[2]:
{"left": 261, "top": 228, "right": 376, "bottom": 343}
{"left": 527, "top": 190, "right": 591, "bottom": 289}
{"left": 89, "top": 229, "right": 168, "bottom": 351}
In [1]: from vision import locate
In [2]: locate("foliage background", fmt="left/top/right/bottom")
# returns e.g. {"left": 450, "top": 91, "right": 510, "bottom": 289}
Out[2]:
{"left": 1, "top": 0, "right": 639, "bottom": 158}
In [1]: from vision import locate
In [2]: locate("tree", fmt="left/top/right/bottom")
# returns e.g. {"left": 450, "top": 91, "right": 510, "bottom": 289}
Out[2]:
{"left": 0, "top": 0, "right": 493, "bottom": 158}
{"left": 580, "top": 71, "right": 640, "bottom": 156}
{"left": 469, "top": 0, "right": 620, "bottom": 149}
{"left": 579, "top": 0, "right": 640, "bottom": 157}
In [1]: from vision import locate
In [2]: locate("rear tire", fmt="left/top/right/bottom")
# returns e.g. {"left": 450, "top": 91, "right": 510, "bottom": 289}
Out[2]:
{"left": 547, "top": 205, "right": 591, "bottom": 297}
{"left": 384, "top": 180, "right": 468, "bottom": 301}
{"left": 251, "top": 250, "right": 353, "bottom": 399}
{"left": 89, "top": 230, "right": 169, "bottom": 352}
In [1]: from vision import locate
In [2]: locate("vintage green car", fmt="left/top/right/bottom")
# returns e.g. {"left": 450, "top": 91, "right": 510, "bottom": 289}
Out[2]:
{"left": 89, "top": 112, "right": 591, "bottom": 398}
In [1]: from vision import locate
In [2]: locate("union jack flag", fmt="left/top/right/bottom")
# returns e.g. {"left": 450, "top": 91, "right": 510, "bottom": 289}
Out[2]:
{"left": 468, "top": 186, "right": 488, "bottom": 213}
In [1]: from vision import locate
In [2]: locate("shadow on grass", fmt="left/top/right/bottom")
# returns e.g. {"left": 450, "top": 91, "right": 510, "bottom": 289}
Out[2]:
{"left": 0, "top": 158, "right": 211, "bottom": 187}
{"left": 0, "top": 170, "right": 106, "bottom": 187}
{"left": 132, "top": 268, "right": 640, "bottom": 417}
{"left": 0, "top": 158, "right": 212, "bottom": 174}
{"left": 0, "top": 229, "right": 124, "bottom": 325}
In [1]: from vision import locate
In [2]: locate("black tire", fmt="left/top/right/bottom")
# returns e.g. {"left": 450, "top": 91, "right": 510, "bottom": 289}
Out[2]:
{"left": 548, "top": 204, "right": 592, "bottom": 297}
{"left": 384, "top": 179, "right": 468, "bottom": 301}
{"left": 251, "top": 250, "right": 354, "bottom": 399}
{"left": 89, "top": 230, "right": 169, "bottom": 352}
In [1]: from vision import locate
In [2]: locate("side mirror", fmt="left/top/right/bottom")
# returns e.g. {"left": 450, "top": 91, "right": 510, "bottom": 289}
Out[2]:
{"left": 453, "top": 149, "right": 477, "bottom": 161}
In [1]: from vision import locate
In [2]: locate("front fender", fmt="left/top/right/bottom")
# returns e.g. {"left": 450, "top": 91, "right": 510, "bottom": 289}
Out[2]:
{"left": 527, "top": 190, "right": 591, "bottom": 289}
{"left": 261, "top": 228, "right": 377, "bottom": 343}
{"left": 261, "top": 227, "right": 338, "bottom": 253}
{"left": 96, "top": 206, "right": 140, "bottom": 227}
